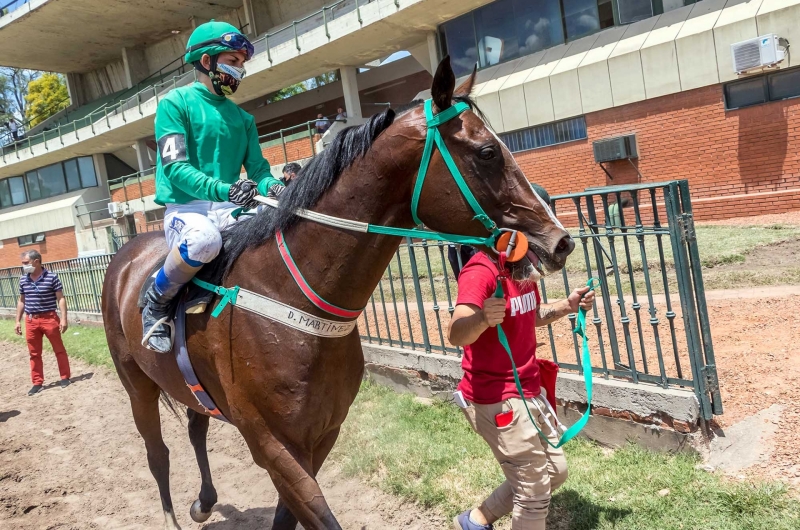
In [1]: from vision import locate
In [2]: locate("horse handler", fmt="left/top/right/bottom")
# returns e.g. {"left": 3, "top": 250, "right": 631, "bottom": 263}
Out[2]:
{"left": 448, "top": 250, "right": 594, "bottom": 530}
{"left": 14, "top": 250, "right": 71, "bottom": 396}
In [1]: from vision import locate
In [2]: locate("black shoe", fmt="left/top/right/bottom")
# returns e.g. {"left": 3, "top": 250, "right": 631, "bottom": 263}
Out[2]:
{"left": 28, "top": 385, "right": 43, "bottom": 396}
{"left": 60, "top": 379, "right": 71, "bottom": 389}
{"left": 141, "top": 282, "right": 177, "bottom": 354}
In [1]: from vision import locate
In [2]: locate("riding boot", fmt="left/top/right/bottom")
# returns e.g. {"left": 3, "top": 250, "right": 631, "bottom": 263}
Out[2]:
{"left": 141, "top": 275, "right": 183, "bottom": 354}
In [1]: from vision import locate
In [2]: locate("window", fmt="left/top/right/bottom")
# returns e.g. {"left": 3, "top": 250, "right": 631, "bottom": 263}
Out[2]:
{"left": 8, "top": 176, "right": 26, "bottom": 205}
{"left": 440, "top": 13, "right": 479, "bottom": 77}
{"left": 26, "top": 171, "right": 41, "bottom": 201}
{"left": 724, "top": 67, "right": 800, "bottom": 110}
{"left": 0, "top": 179, "right": 11, "bottom": 208}
{"left": 78, "top": 156, "right": 98, "bottom": 188}
{"left": 499, "top": 116, "right": 587, "bottom": 152}
{"left": 617, "top": 0, "right": 654, "bottom": 24}
{"left": 64, "top": 159, "right": 82, "bottom": 191}
{"left": 18, "top": 233, "right": 46, "bottom": 246}
{"left": 515, "top": 0, "right": 564, "bottom": 55}
{"left": 145, "top": 208, "right": 166, "bottom": 223}
{"left": 38, "top": 163, "right": 67, "bottom": 198}
{"left": 563, "top": 0, "right": 601, "bottom": 40}
{"left": 475, "top": 0, "right": 519, "bottom": 67}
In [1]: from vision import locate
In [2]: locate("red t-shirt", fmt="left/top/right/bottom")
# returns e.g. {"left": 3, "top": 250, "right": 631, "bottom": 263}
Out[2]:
{"left": 456, "top": 252, "right": 541, "bottom": 405}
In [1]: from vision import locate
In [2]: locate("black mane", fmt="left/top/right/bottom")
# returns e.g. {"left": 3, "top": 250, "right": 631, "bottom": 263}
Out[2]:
{"left": 201, "top": 108, "right": 396, "bottom": 282}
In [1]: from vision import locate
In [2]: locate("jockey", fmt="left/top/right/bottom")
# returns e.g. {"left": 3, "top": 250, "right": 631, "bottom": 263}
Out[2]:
{"left": 142, "top": 20, "right": 285, "bottom": 353}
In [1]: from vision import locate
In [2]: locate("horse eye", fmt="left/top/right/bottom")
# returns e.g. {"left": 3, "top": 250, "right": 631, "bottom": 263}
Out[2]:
{"left": 479, "top": 146, "right": 495, "bottom": 160}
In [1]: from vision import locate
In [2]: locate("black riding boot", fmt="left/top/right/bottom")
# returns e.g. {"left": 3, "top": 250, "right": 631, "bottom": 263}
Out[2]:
{"left": 141, "top": 281, "right": 180, "bottom": 353}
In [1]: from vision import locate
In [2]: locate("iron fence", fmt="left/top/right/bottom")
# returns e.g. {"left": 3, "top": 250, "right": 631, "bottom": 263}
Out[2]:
{"left": 0, "top": 255, "right": 112, "bottom": 314}
{"left": 0, "top": 181, "right": 720, "bottom": 418}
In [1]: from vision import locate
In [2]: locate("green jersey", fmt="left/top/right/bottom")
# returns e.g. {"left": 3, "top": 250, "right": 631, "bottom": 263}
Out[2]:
{"left": 154, "top": 82, "right": 281, "bottom": 205}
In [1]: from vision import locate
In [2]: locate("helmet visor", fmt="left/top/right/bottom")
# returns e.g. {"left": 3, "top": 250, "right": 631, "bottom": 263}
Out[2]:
{"left": 188, "top": 32, "right": 255, "bottom": 60}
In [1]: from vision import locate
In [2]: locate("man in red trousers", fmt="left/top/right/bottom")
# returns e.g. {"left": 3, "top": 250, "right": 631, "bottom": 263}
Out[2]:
{"left": 15, "top": 250, "right": 71, "bottom": 396}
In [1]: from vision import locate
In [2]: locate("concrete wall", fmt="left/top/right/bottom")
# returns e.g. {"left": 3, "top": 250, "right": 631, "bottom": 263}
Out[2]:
{"left": 79, "top": 60, "right": 128, "bottom": 102}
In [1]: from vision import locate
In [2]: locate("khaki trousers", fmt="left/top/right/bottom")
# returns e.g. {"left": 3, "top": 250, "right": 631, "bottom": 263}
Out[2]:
{"left": 462, "top": 394, "right": 568, "bottom": 529}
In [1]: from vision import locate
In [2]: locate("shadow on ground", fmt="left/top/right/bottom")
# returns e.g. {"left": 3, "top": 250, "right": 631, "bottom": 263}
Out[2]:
{"left": 40, "top": 372, "right": 94, "bottom": 392}
{"left": 548, "top": 490, "right": 632, "bottom": 529}
{"left": 203, "top": 504, "right": 277, "bottom": 529}
{"left": 0, "top": 410, "right": 20, "bottom": 422}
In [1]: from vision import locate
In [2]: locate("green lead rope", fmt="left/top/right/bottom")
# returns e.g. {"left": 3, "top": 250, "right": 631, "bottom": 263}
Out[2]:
{"left": 494, "top": 277, "right": 599, "bottom": 449}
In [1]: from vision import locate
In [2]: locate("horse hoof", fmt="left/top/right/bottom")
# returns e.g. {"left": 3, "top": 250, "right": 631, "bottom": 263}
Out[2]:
{"left": 190, "top": 499, "right": 213, "bottom": 523}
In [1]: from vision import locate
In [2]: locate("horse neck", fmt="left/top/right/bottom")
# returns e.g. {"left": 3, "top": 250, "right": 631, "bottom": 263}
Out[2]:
{"left": 276, "top": 148, "right": 417, "bottom": 311}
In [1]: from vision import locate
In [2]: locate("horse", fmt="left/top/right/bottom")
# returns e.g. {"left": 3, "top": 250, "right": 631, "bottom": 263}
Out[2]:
{"left": 101, "top": 57, "right": 575, "bottom": 530}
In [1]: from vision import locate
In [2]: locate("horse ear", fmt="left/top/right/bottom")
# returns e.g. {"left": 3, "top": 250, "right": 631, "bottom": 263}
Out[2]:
{"left": 431, "top": 56, "right": 455, "bottom": 111}
{"left": 454, "top": 64, "right": 477, "bottom": 98}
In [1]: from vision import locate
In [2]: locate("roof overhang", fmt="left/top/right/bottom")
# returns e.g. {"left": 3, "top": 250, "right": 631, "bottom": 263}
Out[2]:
{"left": 0, "top": 192, "right": 80, "bottom": 239}
{"left": 0, "top": 0, "right": 241, "bottom": 72}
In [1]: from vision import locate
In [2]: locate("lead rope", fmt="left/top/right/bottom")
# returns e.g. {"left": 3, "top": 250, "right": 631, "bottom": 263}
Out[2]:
{"left": 493, "top": 251, "right": 598, "bottom": 449}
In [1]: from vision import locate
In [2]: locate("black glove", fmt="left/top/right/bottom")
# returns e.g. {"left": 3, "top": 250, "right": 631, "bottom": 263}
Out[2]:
{"left": 228, "top": 179, "right": 259, "bottom": 209}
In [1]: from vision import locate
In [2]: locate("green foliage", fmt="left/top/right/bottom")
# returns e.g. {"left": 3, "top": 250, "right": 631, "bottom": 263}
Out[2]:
{"left": 24, "top": 73, "right": 69, "bottom": 128}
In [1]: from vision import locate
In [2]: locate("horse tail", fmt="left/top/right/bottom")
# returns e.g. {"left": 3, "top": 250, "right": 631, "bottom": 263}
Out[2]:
{"left": 160, "top": 390, "right": 185, "bottom": 421}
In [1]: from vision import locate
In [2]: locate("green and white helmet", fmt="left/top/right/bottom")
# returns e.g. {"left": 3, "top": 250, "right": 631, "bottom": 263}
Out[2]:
{"left": 184, "top": 20, "right": 254, "bottom": 64}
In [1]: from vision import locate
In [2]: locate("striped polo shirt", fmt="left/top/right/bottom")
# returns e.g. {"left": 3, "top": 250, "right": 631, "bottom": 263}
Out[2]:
{"left": 19, "top": 269, "right": 63, "bottom": 315}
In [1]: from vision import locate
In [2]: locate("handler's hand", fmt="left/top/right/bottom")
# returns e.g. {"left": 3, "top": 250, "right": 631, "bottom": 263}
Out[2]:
{"left": 59, "top": 319, "right": 68, "bottom": 334}
{"left": 14, "top": 321, "right": 22, "bottom": 335}
{"left": 567, "top": 286, "right": 595, "bottom": 312}
{"left": 481, "top": 297, "right": 507, "bottom": 327}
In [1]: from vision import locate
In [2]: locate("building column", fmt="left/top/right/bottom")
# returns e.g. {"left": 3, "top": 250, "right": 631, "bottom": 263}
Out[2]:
{"left": 340, "top": 66, "right": 363, "bottom": 119}
{"left": 122, "top": 46, "right": 149, "bottom": 89}
{"left": 409, "top": 31, "right": 440, "bottom": 75}
{"left": 135, "top": 139, "right": 153, "bottom": 173}
{"left": 65, "top": 73, "right": 85, "bottom": 108}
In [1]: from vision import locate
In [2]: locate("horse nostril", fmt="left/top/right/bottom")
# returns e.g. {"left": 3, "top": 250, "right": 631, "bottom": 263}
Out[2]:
{"left": 555, "top": 236, "right": 574, "bottom": 256}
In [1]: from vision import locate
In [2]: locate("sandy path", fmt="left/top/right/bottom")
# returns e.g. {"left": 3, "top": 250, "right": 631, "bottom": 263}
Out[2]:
{"left": 0, "top": 343, "right": 445, "bottom": 530}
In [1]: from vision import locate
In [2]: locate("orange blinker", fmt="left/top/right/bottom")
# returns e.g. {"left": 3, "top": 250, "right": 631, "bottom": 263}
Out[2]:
{"left": 495, "top": 231, "right": 529, "bottom": 262}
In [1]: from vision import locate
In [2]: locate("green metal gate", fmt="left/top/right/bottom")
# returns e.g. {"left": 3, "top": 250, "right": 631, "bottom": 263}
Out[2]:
{"left": 359, "top": 180, "right": 722, "bottom": 420}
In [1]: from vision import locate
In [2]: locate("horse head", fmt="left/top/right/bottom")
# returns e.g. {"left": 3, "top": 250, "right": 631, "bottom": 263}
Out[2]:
{"left": 399, "top": 56, "right": 575, "bottom": 278}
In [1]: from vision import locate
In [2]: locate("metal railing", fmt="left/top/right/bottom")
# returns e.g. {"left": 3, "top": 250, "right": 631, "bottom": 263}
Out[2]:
{"left": 0, "top": 255, "right": 112, "bottom": 314}
{"left": 0, "top": 0, "right": 28, "bottom": 17}
{"left": 259, "top": 117, "right": 347, "bottom": 164}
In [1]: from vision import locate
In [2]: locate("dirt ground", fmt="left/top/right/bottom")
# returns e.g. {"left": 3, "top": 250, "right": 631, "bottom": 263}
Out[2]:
{"left": 0, "top": 345, "right": 445, "bottom": 530}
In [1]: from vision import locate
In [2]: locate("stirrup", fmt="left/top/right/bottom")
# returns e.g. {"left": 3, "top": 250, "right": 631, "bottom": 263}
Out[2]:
{"left": 141, "top": 315, "right": 175, "bottom": 351}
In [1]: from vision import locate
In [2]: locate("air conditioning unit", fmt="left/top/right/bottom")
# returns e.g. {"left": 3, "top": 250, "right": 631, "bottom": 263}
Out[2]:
{"left": 593, "top": 134, "right": 638, "bottom": 163}
{"left": 108, "top": 202, "right": 126, "bottom": 218}
{"left": 731, "top": 34, "right": 786, "bottom": 74}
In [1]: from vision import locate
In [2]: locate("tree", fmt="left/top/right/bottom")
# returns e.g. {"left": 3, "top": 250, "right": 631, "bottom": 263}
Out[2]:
{"left": 0, "top": 67, "right": 39, "bottom": 120}
{"left": 24, "top": 73, "right": 70, "bottom": 127}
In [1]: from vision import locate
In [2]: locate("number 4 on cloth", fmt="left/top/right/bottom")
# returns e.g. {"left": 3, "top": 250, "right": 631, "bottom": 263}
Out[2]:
{"left": 158, "top": 134, "right": 187, "bottom": 165}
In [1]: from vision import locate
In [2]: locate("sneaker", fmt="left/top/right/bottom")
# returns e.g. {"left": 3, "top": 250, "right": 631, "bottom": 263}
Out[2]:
{"left": 453, "top": 511, "right": 493, "bottom": 530}
{"left": 28, "top": 385, "right": 43, "bottom": 396}
{"left": 60, "top": 379, "right": 71, "bottom": 389}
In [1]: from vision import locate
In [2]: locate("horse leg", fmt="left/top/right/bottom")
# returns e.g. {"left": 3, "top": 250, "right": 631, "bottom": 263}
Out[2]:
{"left": 241, "top": 428, "right": 340, "bottom": 530}
{"left": 115, "top": 358, "right": 181, "bottom": 530}
{"left": 186, "top": 409, "right": 217, "bottom": 523}
{"left": 271, "top": 428, "right": 342, "bottom": 530}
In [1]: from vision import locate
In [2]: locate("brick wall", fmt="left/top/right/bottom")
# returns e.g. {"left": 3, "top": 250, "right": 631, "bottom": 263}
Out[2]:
{"left": 110, "top": 177, "right": 156, "bottom": 203}
{"left": 261, "top": 136, "right": 317, "bottom": 166}
{"left": 0, "top": 227, "right": 78, "bottom": 268}
{"left": 516, "top": 84, "right": 800, "bottom": 221}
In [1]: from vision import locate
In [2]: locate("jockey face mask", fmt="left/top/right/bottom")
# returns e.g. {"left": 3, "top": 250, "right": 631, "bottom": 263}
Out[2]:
{"left": 197, "top": 56, "right": 247, "bottom": 97}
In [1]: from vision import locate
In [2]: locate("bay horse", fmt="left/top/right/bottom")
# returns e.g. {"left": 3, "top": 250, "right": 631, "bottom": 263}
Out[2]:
{"left": 101, "top": 57, "right": 574, "bottom": 529}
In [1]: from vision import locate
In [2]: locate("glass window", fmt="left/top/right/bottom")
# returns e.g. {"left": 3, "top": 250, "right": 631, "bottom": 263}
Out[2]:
{"left": 597, "top": 0, "right": 614, "bottom": 30}
{"left": 18, "top": 233, "right": 45, "bottom": 247}
{"left": 441, "top": 13, "right": 479, "bottom": 78}
{"left": 515, "top": 0, "right": 565, "bottom": 55}
{"left": 499, "top": 116, "right": 587, "bottom": 152}
{"left": 38, "top": 162, "right": 67, "bottom": 198}
{"left": 662, "top": 0, "right": 686, "bottom": 13}
{"left": 563, "top": 0, "right": 601, "bottom": 40}
{"left": 725, "top": 77, "right": 767, "bottom": 109}
{"left": 78, "top": 156, "right": 98, "bottom": 188}
{"left": 0, "top": 179, "right": 11, "bottom": 208}
{"left": 64, "top": 159, "right": 82, "bottom": 191}
{"left": 26, "top": 171, "right": 41, "bottom": 201}
{"left": 475, "top": 0, "right": 519, "bottom": 68}
{"left": 8, "top": 176, "right": 26, "bottom": 205}
{"left": 617, "top": 0, "right": 653, "bottom": 24}
{"left": 768, "top": 67, "right": 800, "bottom": 101}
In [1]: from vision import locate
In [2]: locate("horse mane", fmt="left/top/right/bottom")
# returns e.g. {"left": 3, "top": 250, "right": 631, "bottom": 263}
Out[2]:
{"left": 200, "top": 94, "right": 484, "bottom": 283}
{"left": 201, "top": 108, "right": 396, "bottom": 282}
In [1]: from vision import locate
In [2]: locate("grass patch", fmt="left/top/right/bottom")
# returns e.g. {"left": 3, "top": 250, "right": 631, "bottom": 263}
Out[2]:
{"left": 0, "top": 318, "right": 113, "bottom": 368}
{"left": 333, "top": 381, "right": 800, "bottom": 529}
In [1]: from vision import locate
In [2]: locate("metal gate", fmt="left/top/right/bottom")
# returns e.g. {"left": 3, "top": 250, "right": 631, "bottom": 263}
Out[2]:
{"left": 360, "top": 180, "right": 722, "bottom": 420}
